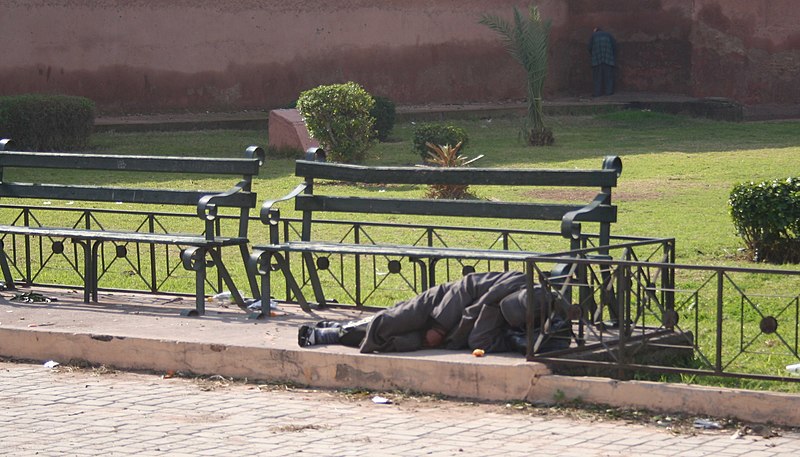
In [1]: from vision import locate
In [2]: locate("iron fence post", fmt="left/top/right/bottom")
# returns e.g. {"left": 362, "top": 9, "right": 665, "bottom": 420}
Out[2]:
{"left": 716, "top": 269, "right": 724, "bottom": 374}
{"left": 215, "top": 217, "right": 223, "bottom": 293}
{"left": 616, "top": 261, "right": 630, "bottom": 375}
{"left": 354, "top": 223, "right": 362, "bottom": 307}
{"left": 663, "top": 239, "right": 676, "bottom": 313}
{"left": 23, "top": 209, "right": 31, "bottom": 283}
{"left": 502, "top": 231, "right": 509, "bottom": 271}
{"left": 282, "top": 217, "right": 291, "bottom": 302}
{"left": 148, "top": 214, "right": 157, "bottom": 293}
{"left": 426, "top": 228, "right": 436, "bottom": 286}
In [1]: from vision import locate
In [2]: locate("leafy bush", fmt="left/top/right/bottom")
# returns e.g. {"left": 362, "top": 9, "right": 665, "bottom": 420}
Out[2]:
{"left": 730, "top": 177, "right": 800, "bottom": 263}
{"left": 296, "top": 82, "right": 375, "bottom": 163}
{"left": 412, "top": 123, "right": 469, "bottom": 160}
{"left": 370, "top": 96, "right": 396, "bottom": 142}
{"left": 0, "top": 94, "right": 95, "bottom": 151}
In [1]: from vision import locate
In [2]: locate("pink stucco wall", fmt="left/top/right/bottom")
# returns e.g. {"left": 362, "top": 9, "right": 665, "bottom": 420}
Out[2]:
{"left": 1, "top": 0, "right": 798, "bottom": 113}
{"left": 1, "top": 0, "right": 547, "bottom": 113}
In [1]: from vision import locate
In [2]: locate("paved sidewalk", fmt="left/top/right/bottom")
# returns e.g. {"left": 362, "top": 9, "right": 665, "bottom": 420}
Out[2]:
{"left": 1, "top": 360, "right": 797, "bottom": 457}
{"left": 3, "top": 286, "right": 800, "bottom": 430}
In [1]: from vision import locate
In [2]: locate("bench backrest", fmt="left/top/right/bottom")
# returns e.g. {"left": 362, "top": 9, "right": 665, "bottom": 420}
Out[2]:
{"left": 0, "top": 139, "right": 264, "bottom": 237}
{"left": 290, "top": 155, "right": 622, "bottom": 249}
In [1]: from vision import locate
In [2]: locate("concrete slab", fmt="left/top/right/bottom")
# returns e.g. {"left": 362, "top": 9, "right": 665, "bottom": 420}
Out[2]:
{"left": 94, "top": 111, "right": 268, "bottom": 132}
{"left": 1, "top": 286, "right": 799, "bottom": 427}
{"left": 92, "top": 92, "right": 763, "bottom": 133}
{"left": 0, "top": 287, "right": 546, "bottom": 402}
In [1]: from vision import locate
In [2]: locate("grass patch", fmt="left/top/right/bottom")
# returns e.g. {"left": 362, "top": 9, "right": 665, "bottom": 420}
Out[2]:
{"left": 82, "top": 117, "right": 799, "bottom": 274}
{"left": 74, "top": 116, "right": 800, "bottom": 268}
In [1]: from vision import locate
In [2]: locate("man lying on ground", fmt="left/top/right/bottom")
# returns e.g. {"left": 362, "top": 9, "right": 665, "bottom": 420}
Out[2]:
{"left": 298, "top": 271, "right": 571, "bottom": 354}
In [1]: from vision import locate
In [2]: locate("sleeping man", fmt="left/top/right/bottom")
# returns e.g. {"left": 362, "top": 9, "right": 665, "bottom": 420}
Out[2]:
{"left": 297, "top": 271, "right": 571, "bottom": 354}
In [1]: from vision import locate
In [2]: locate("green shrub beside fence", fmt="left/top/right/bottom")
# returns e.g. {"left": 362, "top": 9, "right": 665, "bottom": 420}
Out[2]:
{"left": 411, "top": 123, "right": 469, "bottom": 160}
{"left": 730, "top": 177, "right": 800, "bottom": 263}
{"left": 0, "top": 94, "right": 95, "bottom": 151}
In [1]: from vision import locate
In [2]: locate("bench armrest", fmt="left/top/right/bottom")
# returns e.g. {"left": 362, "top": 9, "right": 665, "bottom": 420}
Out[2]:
{"left": 259, "top": 182, "right": 308, "bottom": 224}
{"left": 196, "top": 179, "right": 251, "bottom": 221}
{"left": 245, "top": 145, "right": 267, "bottom": 164}
{"left": 195, "top": 147, "right": 263, "bottom": 222}
{"left": 560, "top": 192, "right": 611, "bottom": 240}
{"left": 561, "top": 156, "right": 620, "bottom": 241}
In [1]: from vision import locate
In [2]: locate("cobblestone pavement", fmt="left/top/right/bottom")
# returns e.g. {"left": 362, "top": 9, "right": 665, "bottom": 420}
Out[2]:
{"left": 1, "top": 361, "right": 798, "bottom": 457}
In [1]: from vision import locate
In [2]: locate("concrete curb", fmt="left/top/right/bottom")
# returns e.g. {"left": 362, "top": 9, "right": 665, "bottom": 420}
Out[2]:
{"left": 0, "top": 327, "right": 547, "bottom": 402}
{"left": 3, "top": 325, "right": 799, "bottom": 427}
{"left": 531, "top": 375, "right": 800, "bottom": 427}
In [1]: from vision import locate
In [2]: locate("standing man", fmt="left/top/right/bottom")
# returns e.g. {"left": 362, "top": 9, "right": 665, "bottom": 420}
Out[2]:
{"left": 589, "top": 27, "right": 617, "bottom": 97}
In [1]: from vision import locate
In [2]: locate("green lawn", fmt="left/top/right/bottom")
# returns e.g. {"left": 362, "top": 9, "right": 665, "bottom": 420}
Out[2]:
{"left": 89, "top": 111, "right": 800, "bottom": 269}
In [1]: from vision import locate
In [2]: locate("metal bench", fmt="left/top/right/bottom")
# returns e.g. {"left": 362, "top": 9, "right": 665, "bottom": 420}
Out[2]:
{"left": 249, "top": 151, "right": 622, "bottom": 318}
{"left": 0, "top": 139, "right": 264, "bottom": 316}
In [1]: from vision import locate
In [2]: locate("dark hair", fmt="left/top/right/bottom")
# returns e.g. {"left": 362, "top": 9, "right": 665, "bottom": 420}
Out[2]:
{"left": 499, "top": 289, "right": 528, "bottom": 328}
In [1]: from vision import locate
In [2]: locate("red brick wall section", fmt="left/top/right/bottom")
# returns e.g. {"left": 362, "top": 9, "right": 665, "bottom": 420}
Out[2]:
{"left": 0, "top": 0, "right": 797, "bottom": 113}
{"left": 690, "top": 0, "right": 800, "bottom": 104}
{"left": 556, "top": 0, "right": 694, "bottom": 96}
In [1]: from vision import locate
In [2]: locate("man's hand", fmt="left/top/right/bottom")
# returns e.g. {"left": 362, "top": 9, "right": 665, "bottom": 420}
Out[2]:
{"left": 423, "top": 325, "right": 447, "bottom": 348}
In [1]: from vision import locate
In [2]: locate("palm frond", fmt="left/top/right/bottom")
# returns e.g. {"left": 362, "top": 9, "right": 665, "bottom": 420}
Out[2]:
{"left": 479, "top": 14, "right": 525, "bottom": 66}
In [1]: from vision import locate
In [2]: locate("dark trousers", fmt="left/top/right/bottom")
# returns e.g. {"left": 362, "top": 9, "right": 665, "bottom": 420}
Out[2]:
{"left": 592, "top": 64, "right": 615, "bottom": 96}
{"left": 337, "top": 317, "right": 371, "bottom": 347}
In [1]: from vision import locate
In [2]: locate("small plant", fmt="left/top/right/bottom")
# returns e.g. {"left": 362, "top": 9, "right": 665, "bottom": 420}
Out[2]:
{"left": 412, "top": 123, "right": 469, "bottom": 160}
{"left": 729, "top": 177, "right": 800, "bottom": 263}
{"left": 0, "top": 94, "right": 95, "bottom": 151}
{"left": 296, "top": 82, "right": 375, "bottom": 163}
{"left": 370, "top": 95, "right": 396, "bottom": 142}
{"left": 423, "top": 142, "right": 483, "bottom": 199}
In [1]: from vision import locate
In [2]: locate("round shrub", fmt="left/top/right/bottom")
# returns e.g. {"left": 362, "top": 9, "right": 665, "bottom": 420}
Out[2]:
{"left": 297, "top": 82, "right": 375, "bottom": 163}
{"left": 730, "top": 177, "right": 800, "bottom": 263}
{"left": 0, "top": 94, "right": 95, "bottom": 151}
{"left": 412, "top": 123, "right": 469, "bottom": 160}
{"left": 370, "top": 96, "right": 396, "bottom": 142}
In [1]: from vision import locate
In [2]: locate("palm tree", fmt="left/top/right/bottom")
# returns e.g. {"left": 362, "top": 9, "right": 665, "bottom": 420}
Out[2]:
{"left": 480, "top": 4, "right": 554, "bottom": 146}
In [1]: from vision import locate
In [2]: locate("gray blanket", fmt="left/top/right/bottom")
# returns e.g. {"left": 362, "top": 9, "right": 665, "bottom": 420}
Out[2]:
{"left": 360, "top": 271, "right": 548, "bottom": 353}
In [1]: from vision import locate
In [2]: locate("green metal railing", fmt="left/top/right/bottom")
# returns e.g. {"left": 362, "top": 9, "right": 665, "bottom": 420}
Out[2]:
{"left": 525, "top": 249, "right": 800, "bottom": 383}
{"left": 0, "top": 204, "right": 256, "bottom": 297}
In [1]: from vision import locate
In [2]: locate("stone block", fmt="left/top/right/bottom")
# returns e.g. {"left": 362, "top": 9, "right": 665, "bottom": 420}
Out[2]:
{"left": 268, "top": 109, "right": 319, "bottom": 153}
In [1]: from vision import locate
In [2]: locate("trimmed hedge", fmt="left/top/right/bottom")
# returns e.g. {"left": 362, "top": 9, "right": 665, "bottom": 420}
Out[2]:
{"left": 730, "top": 177, "right": 800, "bottom": 263}
{"left": 297, "top": 82, "right": 375, "bottom": 163}
{"left": 412, "top": 123, "right": 469, "bottom": 160}
{"left": 370, "top": 96, "right": 396, "bottom": 142}
{"left": 0, "top": 94, "right": 95, "bottom": 151}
